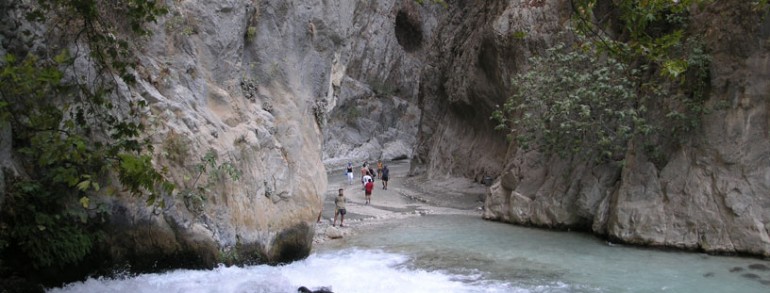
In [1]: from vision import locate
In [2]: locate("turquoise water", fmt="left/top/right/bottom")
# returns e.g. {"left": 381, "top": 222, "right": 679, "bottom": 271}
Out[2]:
{"left": 50, "top": 214, "right": 770, "bottom": 292}
{"left": 319, "top": 214, "right": 770, "bottom": 293}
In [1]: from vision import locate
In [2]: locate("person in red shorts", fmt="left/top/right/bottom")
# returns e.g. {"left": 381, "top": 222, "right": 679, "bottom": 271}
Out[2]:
{"left": 364, "top": 178, "right": 374, "bottom": 205}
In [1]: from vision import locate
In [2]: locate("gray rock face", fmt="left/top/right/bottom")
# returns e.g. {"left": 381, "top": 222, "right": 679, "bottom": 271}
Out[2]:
{"left": 124, "top": 0, "right": 438, "bottom": 267}
{"left": 126, "top": 0, "right": 449, "bottom": 268}
{"left": 410, "top": 0, "right": 569, "bottom": 182}
{"left": 320, "top": 0, "right": 430, "bottom": 170}
{"left": 106, "top": 0, "right": 336, "bottom": 266}
{"left": 0, "top": 0, "right": 452, "bottom": 272}
{"left": 480, "top": 1, "right": 770, "bottom": 256}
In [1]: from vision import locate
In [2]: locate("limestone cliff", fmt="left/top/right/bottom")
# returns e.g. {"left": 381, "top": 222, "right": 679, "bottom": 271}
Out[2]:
{"left": 0, "top": 0, "right": 441, "bottom": 280}
{"left": 102, "top": 0, "right": 336, "bottom": 269}
{"left": 409, "top": 0, "right": 569, "bottom": 182}
{"left": 319, "top": 0, "right": 426, "bottom": 169}
{"left": 106, "top": 0, "right": 433, "bottom": 271}
{"left": 91, "top": 0, "right": 336, "bottom": 269}
{"left": 472, "top": 1, "right": 770, "bottom": 256}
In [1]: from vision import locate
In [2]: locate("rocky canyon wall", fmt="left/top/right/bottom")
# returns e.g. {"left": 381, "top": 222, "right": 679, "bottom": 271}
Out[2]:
{"left": 106, "top": 0, "right": 442, "bottom": 271}
{"left": 409, "top": 0, "right": 570, "bottom": 182}
{"left": 0, "top": 0, "right": 440, "bottom": 279}
{"left": 2, "top": 0, "right": 578, "bottom": 278}
{"left": 110, "top": 0, "right": 336, "bottom": 269}
{"left": 319, "top": 0, "right": 429, "bottom": 169}
{"left": 480, "top": 1, "right": 770, "bottom": 256}
{"left": 90, "top": 0, "right": 336, "bottom": 270}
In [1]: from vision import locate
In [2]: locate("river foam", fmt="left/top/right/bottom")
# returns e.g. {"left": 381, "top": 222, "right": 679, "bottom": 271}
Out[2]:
{"left": 49, "top": 249, "right": 521, "bottom": 293}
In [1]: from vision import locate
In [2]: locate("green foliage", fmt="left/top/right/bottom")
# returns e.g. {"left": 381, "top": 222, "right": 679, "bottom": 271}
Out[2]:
{"left": 511, "top": 31, "right": 527, "bottom": 40}
{"left": 752, "top": 0, "right": 770, "bottom": 15}
{"left": 217, "top": 248, "right": 240, "bottom": 266}
{"left": 663, "top": 41, "right": 711, "bottom": 135}
{"left": 199, "top": 149, "right": 242, "bottom": 182}
{"left": 492, "top": 42, "right": 645, "bottom": 161}
{"left": 1, "top": 179, "right": 98, "bottom": 269}
{"left": 582, "top": 0, "right": 715, "bottom": 137}
{"left": 181, "top": 149, "right": 242, "bottom": 214}
{"left": 118, "top": 153, "right": 173, "bottom": 201}
{"left": 0, "top": 0, "right": 170, "bottom": 272}
{"left": 28, "top": 0, "right": 168, "bottom": 84}
{"left": 571, "top": 0, "right": 710, "bottom": 77}
{"left": 246, "top": 26, "right": 258, "bottom": 41}
{"left": 491, "top": 0, "right": 716, "bottom": 161}
{"left": 30, "top": 0, "right": 168, "bottom": 35}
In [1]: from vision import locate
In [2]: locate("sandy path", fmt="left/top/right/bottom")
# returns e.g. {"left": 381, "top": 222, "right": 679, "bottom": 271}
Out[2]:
{"left": 312, "top": 160, "right": 487, "bottom": 246}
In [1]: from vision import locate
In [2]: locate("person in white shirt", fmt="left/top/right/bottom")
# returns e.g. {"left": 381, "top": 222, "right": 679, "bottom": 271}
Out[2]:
{"left": 362, "top": 172, "right": 372, "bottom": 191}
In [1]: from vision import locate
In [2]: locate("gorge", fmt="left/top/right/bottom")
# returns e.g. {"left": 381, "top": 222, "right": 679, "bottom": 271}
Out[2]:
{"left": 1, "top": 0, "right": 769, "bottom": 289}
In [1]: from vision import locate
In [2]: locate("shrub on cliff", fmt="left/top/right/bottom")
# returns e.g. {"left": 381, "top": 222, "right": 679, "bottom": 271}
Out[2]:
{"left": 492, "top": 40, "right": 644, "bottom": 162}
{"left": 493, "top": 0, "right": 718, "bottom": 163}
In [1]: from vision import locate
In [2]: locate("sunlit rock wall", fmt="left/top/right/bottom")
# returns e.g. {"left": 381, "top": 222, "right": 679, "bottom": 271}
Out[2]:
{"left": 100, "top": 0, "right": 438, "bottom": 269}
{"left": 108, "top": 0, "right": 336, "bottom": 267}
{"left": 0, "top": 0, "right": 435, "bottom": 272}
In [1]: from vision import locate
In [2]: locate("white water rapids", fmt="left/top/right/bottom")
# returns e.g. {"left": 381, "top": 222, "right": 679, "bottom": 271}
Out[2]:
{"left": 49, "top": 247, "right": 514, "bottom": 293}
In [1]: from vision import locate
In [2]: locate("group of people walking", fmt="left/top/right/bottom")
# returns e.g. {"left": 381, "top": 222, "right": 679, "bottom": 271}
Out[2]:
{"left": 333, "top": 160, "right": 390, "bottom": 227}
{"left": 346, "top": 160, "right": 389, "bottom": 189}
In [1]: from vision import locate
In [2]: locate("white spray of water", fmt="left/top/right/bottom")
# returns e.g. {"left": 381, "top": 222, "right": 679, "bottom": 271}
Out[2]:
{"left": 48, "top": 249, "right": 523, "bottom": 293}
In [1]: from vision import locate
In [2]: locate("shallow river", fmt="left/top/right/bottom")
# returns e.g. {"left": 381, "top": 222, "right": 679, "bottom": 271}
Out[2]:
{"left": 51, "top": 214, "right": 770, "bottom": 293}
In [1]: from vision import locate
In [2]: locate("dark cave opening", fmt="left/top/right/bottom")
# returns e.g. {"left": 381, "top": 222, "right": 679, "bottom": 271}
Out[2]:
{"left": 395, "top": 9, "right": 423, "bottom": 52}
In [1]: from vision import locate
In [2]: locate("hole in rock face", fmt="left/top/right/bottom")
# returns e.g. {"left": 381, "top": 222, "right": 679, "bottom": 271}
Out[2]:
{"left": 395, "top": 10, "right": 423, "bottom": 52}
